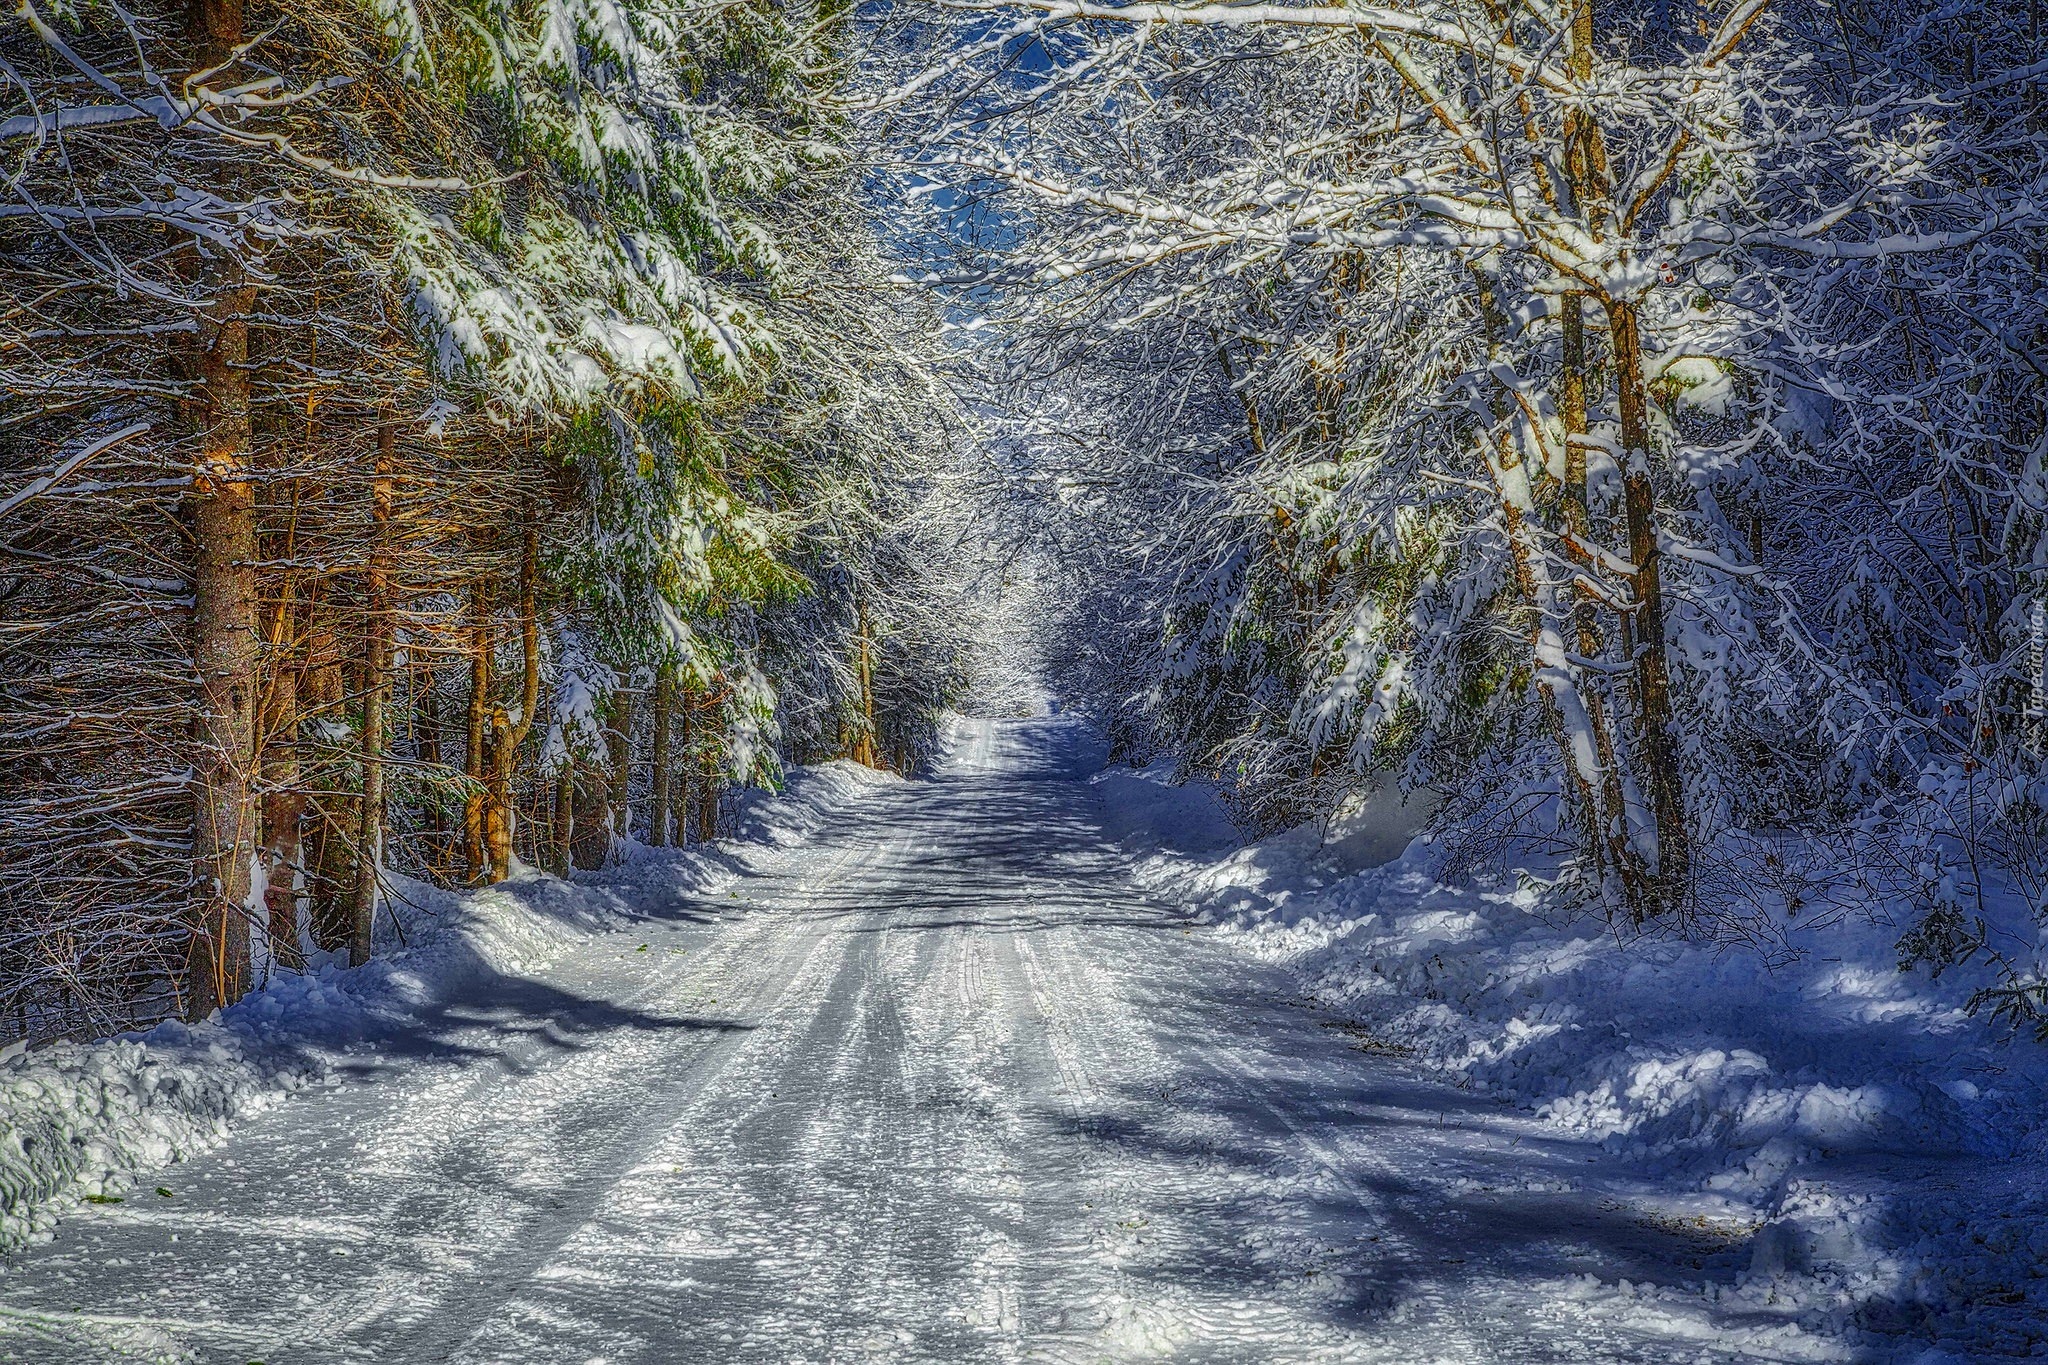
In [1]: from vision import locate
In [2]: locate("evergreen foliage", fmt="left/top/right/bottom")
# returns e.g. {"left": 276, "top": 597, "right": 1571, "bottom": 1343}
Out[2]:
{"left": 0, "top": 0, "right": 974, "bottom": 1038}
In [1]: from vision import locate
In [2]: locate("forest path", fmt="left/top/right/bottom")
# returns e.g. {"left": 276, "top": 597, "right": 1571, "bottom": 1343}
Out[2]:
{"left": 0, "top": 718, "right": 1832, "bottom": 1364}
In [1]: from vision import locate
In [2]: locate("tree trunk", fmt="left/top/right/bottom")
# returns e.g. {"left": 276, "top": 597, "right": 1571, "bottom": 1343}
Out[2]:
{"left": 299, "top": 628, "right": 353, "bottom": 952}
{"left": 1562, "top": 1, "right": 1615, "bottom": 238}
{"left": 188, "top": 461, "right": 257, "bottom": 1017}
{"left": 696, "top": 715, "right": 719, "bottom": 845}
{"left": 482, "top": 728, "right": 515, "bottom": 881}
{"left": 570, "top": 763, "right": 611, "bottom": 871}
{"left": 485, "top": 520, "right": 540, "bottom": 883}
{"left": 676, "top": 692, "right": 694, "bottom": 847}
{"left": 351, "top": 418, "right": 394, "bottom": 963}
{"left": 416, "top": 669, "right": 448, "bottom": 879}
{"left": 258, "top": 663, "right": 306, "bottom": 974}
{"left": 1555, "top": 16, "right": 1672, "bottom": 917}
{"left": 1470, "top": 259, "right": 1655, "bottom": 918}
{"left": 850, "top": 599, "right": 879, "bottom": 768}
{"left": 182, "top": 18, "right": 257, "bottom": 1012}
{"left": 1557, "top": 294, "right": 1652, "bottom": 915}
{"left": 650, "top": 662, "right": 675, "bottom": 846}
{"left": 187, "top": 0, "right": 243, "bottom": 61}
{"left": 462, "top": 578, "right": 493, "bottom": 882}
{"left": 351, "top": 627, "right": 386, "bottom": 965}
{"left": 607, "top": 692, "right": 635, "bottom": 847}
{"left": 553, "top": 765, "right": 576, "bottom": 874}
{"left": 1606, "top": 297, "right": 1691, "bottom": 912}
{"left": 696, "top": 776, "right": 719, "bottom": 844}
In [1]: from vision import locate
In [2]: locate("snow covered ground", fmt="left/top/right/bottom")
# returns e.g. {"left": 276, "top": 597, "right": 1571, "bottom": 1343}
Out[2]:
{"left": 0, "top": 716, "right": 2035, "bottom": 1362}
{"left": 0, "top": 762, "right": 889, "bottom": 1260}
{"left": 1102, "top": 757, "right": 2048, "bottom": 1362}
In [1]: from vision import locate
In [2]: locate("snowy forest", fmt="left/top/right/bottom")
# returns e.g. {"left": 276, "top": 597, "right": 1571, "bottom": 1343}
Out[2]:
{"left": 12, "top": 0, "right": 2041, "bottom": 1041}
{"left": 1, "top": 0, "right": 983, "bottom": 1038}
{"left": 893, "top": 0, "right": 2048, "bottom": 932}
{"left": 4, "top": 0, "right": 2048, "bottom": 1356}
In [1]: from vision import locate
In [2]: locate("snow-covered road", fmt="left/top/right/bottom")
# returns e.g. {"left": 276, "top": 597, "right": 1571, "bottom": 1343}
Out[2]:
{"left": 1, "top": 718, "right": 1835, "bottom": 1363}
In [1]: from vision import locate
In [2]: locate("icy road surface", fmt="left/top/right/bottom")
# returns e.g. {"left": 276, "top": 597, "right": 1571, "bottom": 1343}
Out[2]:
{"left": 0, "top": 718, "right": 1832, "bottom": 1364}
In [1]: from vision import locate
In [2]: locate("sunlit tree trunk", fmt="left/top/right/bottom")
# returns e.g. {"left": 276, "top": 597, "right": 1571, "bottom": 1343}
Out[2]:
{"left": 850, "top": 599, "right": 879, "bottom": 768}
{"left": 259, "top": 658, "right": 306, "bottom": 974}
{"left": 484, "top": 520, "right": 540, "bottom": 882}
{"left": 650, "top": 661, "right": 676, "bottom": 846}
{"left": 1555, "top": 293, "right": 1646, "bottom": 913}
{"left": 1605, "top": 298, "right": 1690, "bottom": 909}
{"left": 462, "top": 578, "right": 493, "bottom": 881}
{"left": 608, "top": 691, "right": 635, "bottom": 845}
{"left": 182, "top": 0, "right": 258, "bottom": 1018}
{"left": 349, "top": 419, "right": 394, "bottom": 962}
{"left": 1560, "top": 5, "right": 1683, "bottom": 916}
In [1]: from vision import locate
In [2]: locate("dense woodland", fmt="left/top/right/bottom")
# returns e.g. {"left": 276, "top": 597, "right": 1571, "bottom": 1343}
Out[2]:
{"left": 0, "top": 0, "right": 980, "bottom": 1042}
{"left": 4, "top": 0, "right": 2048, "bottom": 1045}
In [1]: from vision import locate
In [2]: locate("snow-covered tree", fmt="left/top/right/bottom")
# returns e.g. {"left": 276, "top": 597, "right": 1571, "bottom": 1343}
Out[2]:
{"left": 872, "top": 0, "right": 2048, "bottom": 924}
{"left": 0, "top": 0, "right": 974, "bottom": 1037}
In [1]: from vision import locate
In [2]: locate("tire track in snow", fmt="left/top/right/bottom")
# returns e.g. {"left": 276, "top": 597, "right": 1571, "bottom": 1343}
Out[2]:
{"left": 304, "top": 831, "right": 885, "bottom": 1361}
{"left": 430, "top": 830, "right": 999, "bottom": 1364}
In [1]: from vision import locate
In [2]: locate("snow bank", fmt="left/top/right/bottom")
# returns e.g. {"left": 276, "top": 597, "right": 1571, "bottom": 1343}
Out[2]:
{"left": 1087, "top": 759, "right": 1240, "bottom": 854}
{"left": 1097, "top": 775, "right": 2048, "bottom": 1358}
{"left": 0, "top": 760, "right": 892, "bottom": 1254}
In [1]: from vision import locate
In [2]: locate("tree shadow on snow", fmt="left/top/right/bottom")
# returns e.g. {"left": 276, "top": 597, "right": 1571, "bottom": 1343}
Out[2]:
{"left": 1027, "top": 979, "right": 1826, "bottom": 1363}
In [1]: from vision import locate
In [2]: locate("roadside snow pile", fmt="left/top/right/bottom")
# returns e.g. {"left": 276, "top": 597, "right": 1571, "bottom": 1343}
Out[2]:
{"left": 1089, "top": 759, "right": 1240, "bottom": 855}
{"left": 1091, "top": 763, "right": 2048, "bottom": 1358}
{"left": 731, "top": 759, "right": 901, "bottom": 849}
{"left": 0, "top": 760, "right": 891, "bottom": 1254}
